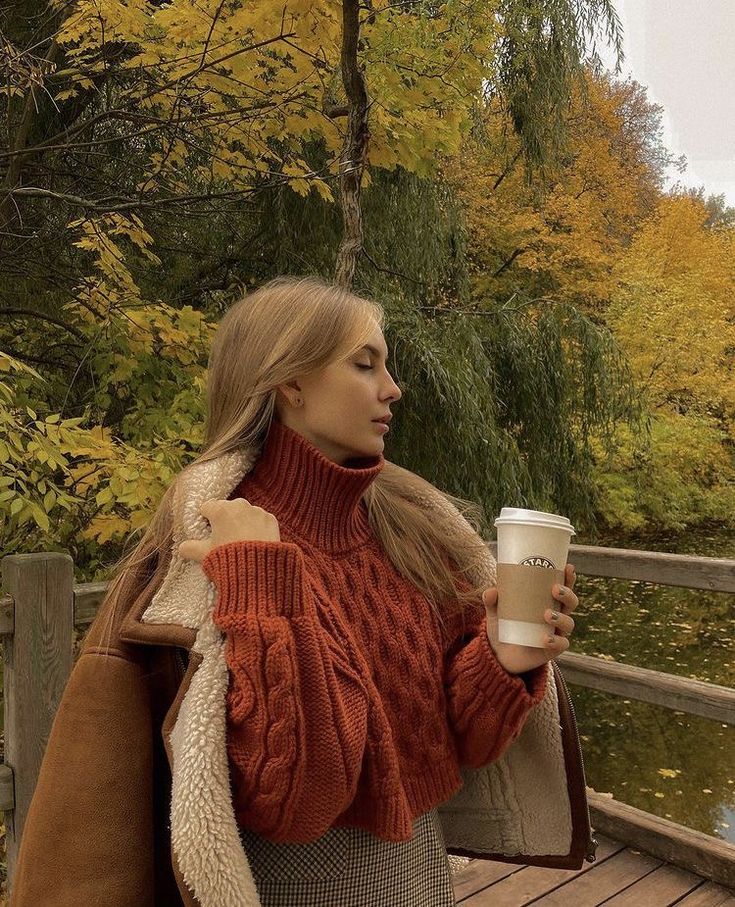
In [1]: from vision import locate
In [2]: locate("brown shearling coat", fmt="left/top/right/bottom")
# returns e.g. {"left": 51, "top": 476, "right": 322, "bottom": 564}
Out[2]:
{"left": 9, "top": 448, "right": 597, "bottom": 907}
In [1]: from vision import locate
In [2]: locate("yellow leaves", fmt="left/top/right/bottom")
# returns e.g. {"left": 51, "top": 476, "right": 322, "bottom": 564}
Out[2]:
{"left": 658, "top": 768, "right": 682, "bottom": 778}
{"left": 110, "top": 357, "right": 137, "bottom": 383}
{"left": 608, "top": 194, "right": 735, "bottom": 426}
{"left": 95, "top": 485, "right": 115, "bottom": 507}
{"left": 70, "top": 215, "right": 143, "bottom": 301}
{"left": 281, "top": 161, "right": 334, "bottom": 200}
{"left": 368, "top": 143, "right": 399, "bottom": 171}
{"left": 590, "top": 409, "right": 735, "bottom": 533}
{"left": 0, "top": 351, "right": 43, "bottom": 381}
{"left": 449, "top": 68, "right": 672, "bottom": 310}
{"left": 313, "top": 179, "right": 334, "bottom": 203}
{"left": 80, "top": 513, "right": 130, "bottom": 544}
{"left": 1, "top": 296, "right": 208, "bottom": 556}
{"left": 55, "top": 87, "right": 81, "bottom": 102}
{"left": 30, "top": 503, "right": 50, "bottom": 532}
{"left": 52, "top": 0, "right": 496, "bottom": 193}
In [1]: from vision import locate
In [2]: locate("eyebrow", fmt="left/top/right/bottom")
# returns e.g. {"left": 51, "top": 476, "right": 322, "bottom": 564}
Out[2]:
{"left": 360, "top": 344, "right": 390, "bottom": 361}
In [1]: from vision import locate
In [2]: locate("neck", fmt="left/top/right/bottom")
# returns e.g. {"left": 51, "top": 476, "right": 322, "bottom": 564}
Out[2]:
{"left": 235, "top": 418, "right": 385, "bottom": 552}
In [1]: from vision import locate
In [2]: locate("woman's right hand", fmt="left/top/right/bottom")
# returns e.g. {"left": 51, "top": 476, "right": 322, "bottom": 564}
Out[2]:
{"left": 178, "top": 498, "right": 281, "bottom": 564}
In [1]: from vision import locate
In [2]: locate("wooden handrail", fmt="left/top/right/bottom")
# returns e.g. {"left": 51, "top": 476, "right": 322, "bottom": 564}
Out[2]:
{"left": 557, "top": 651, "right": 735, "bottom": 724}
{"left": 10, "top": 577, "right": 733, "bottom": 721}
{"left": 3, "top": 543, "right": 731, "bottom": 635}
{"left": 490, "top": 542, "right": 735, "bottom": 592}
{"left": 588, "top": 790, "right": 735, "bottom": 889}
{"left": 73, "top": 581, "right": 108, "bottom": 627}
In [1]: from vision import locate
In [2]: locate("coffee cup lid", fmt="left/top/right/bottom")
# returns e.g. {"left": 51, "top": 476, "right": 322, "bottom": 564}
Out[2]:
{"left": 494, "top": 507, "right": 575, "bottom": 535}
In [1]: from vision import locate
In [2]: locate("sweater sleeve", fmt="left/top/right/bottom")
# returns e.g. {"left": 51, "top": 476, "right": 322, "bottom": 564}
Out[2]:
{"left": 201, "top": 539, "right": 369, "bottom": 844}
{"left": 442, "top": 602, "right": 549, "bottom": 769}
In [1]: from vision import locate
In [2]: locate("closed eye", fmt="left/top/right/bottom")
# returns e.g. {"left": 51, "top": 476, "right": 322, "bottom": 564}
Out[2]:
{"left": 356, "top": 364, "right": 374, "bottom": 370}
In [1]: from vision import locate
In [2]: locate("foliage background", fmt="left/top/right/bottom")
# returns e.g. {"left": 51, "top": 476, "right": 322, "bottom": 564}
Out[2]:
{"left": 5, "top": 1, "right": 731, "bottom": 587}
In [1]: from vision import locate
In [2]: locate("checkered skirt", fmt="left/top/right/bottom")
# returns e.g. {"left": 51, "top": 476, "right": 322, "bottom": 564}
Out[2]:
{"left": 239, "top": 807, "right": 456, "bottom": 906}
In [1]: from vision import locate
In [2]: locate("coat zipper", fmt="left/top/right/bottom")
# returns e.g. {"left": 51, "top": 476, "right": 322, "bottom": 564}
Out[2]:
{"left": 176, "top": 646, "right": 189, "bottom": 679}
{"left": 554, "top": 663, "right": 599, "bottom": 863}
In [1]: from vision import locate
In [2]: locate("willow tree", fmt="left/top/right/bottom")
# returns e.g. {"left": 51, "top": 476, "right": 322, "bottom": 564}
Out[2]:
{"left": 0, "top": 0, "right": 642, "bottom": 571}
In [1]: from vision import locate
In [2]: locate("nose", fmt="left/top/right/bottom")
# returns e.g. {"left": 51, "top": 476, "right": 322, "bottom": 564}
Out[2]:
{"left": 386, "top": 374, "right": 402, "bottom": 402}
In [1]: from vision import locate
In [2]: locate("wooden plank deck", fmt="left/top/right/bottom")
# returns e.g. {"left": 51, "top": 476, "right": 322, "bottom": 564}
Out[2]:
{"left": 451, "top": 834, "right": 735, "bottom": 906}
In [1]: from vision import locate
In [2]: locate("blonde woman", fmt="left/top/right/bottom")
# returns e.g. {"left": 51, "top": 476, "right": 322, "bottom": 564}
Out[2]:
{"left": 11, "top": 276, "right": 592, "bottom": 907}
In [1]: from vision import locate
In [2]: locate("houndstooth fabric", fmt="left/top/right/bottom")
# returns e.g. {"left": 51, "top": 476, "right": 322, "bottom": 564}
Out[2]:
{"left": 239, "top": 807, "right": 456, "bottom": 906}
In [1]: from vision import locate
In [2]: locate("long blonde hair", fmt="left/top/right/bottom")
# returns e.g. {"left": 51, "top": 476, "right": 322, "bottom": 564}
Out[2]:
{"left": 97, "top": 275, "right": 494, "bottom": 644}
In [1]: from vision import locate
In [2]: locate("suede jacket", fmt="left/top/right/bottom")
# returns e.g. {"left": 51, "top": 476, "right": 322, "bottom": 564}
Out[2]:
{"left": 10, "top": 448, "right": 598, "bottom": 907}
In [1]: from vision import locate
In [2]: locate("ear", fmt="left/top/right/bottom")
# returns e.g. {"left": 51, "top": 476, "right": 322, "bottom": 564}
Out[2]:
{"left": 275, "top": 381, "right": 303, "bottom": 407}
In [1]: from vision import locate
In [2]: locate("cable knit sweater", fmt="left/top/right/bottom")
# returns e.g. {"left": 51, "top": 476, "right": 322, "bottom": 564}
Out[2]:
{"left": 200, "top": 417, "right": 548, "bottom": 846}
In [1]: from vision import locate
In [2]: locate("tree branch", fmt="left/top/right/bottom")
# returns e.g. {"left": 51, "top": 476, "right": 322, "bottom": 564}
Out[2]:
{"left": 492, "top": 247, "right": 527, "bottom": 277}
{"left": 493, "top": 147, "right": 523, "bottom": 191}
{"left": 6, "top": 185, "right": 269, "bottom": 212}
{"left": 361, "top": 248, "right": 429, "bottom": 286}
{"left": 0, "top": 307, "right": 87, "bottom": 342}
{"left": 0, "top": 36, "right": 63, "bottom": 249}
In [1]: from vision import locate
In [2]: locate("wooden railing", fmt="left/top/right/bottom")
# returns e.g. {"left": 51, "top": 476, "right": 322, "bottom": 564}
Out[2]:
{"left": 1, "top": 544, "right": 735, "bottom": 889}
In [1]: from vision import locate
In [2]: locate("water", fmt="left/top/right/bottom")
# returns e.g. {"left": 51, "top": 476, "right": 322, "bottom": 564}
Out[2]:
{"left": 569, "top": 526, "right": 735, "bottom": 842}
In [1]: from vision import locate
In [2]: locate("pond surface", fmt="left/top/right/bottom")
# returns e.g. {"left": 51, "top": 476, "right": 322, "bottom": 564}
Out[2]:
{"left": 568, "top": 526, "right": 735, "bottom": 842}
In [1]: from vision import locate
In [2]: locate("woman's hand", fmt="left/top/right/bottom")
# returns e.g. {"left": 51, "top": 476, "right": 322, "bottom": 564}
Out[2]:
{"left": 178, "top": 498, "right": 281, "bottom": 564}
{"left": 482, "top": 563, "right": 578, "bottom": 675}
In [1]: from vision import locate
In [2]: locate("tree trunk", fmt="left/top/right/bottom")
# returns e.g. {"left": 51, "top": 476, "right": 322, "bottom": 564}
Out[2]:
{"left": 0, "top": 40, "right": 62, "bottom": 252}
{"left": 334, "top": 0, "right": 369, "bottom": 291}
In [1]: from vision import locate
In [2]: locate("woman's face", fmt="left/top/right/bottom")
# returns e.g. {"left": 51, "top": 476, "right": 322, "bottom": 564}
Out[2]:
{"left": 276, "top": 324, "right": 402, "bottom": 466}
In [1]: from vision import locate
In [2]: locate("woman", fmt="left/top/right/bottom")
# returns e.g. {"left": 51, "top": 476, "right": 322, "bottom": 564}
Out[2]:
{"left": 10, "top": 275, "right": 591, "bottom": 907}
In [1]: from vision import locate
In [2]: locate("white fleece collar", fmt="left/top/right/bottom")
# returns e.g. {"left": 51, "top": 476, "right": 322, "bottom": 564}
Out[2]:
{"left": 144, "top": 449, "right": 262, "bottom": 907}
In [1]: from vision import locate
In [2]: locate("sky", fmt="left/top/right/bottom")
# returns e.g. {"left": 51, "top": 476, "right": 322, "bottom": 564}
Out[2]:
{"left": 595, "top": 0, "right": 735, "bottom": 207}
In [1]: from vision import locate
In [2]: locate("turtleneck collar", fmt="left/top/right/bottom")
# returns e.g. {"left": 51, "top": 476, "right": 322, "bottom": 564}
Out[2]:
{"left": 235, "top": 417, "right": 385, "bottom": 553}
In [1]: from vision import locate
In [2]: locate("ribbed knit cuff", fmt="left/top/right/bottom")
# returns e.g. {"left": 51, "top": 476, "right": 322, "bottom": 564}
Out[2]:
{"left": 446, "top": 625, "right": 549, "bottom": 725}
{"left": 201, "top": 540, "right": 310, "bottom": 620}
{"left": 517, "top": 659, "right": 550, "bottom": 700}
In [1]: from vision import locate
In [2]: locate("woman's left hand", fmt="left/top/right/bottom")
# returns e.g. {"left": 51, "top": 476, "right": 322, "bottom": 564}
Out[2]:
{"left": 482, "top": 563, "right": 578, "bottom": 675}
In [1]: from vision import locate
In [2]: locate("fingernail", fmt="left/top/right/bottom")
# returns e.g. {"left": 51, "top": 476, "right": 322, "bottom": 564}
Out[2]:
{"left": 547, "top": 634, "right": 556, "bottom": 644}
{"left": 557, "top": 586, "right": 567, "bottom": 596}
{"left": 551, "top": 610, "right": 560, "bottom": 621}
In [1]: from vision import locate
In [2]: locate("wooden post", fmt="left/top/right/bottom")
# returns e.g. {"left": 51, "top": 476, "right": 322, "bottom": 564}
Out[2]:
{"left": 1, "top": 552, "right": 74, "bottom": 884}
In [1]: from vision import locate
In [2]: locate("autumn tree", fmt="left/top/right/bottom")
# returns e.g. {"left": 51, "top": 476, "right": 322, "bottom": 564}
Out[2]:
{"left": 593, "top": 193, "right": 735, "bottom": 533}
{"left": 1, "top": 0, "right": 640, "bottom": 574}
{"left": 446, "top": 68, "right": 678, "bottom": 313}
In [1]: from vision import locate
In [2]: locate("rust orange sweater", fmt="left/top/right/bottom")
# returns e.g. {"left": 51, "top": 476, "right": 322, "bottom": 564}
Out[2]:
{"left": 201, "top": 417, "right": 548, "bottom": 845}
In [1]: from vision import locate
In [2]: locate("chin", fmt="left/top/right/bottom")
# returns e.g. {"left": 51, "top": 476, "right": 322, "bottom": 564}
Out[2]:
{"left": 343, "top": 438, "right": 383, "bottom": 465}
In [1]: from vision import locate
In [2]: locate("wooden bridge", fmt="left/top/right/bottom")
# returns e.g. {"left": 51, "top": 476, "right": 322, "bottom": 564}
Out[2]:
{"left": 451, "top": 830, "right": 735, "bottom": 905}
{"left": 1, "top": 542, "right": 735, "bottom": 904}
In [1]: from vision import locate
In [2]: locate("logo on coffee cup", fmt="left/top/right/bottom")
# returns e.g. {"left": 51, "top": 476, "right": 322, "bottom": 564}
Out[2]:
{"left": 520, "top": 555, "right": 556, "bottom": 569}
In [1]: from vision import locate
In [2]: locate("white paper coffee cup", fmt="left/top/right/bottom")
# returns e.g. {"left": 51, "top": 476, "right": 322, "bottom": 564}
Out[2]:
{"left": 493, "top": 507, "right": 576, "bottom": 647}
